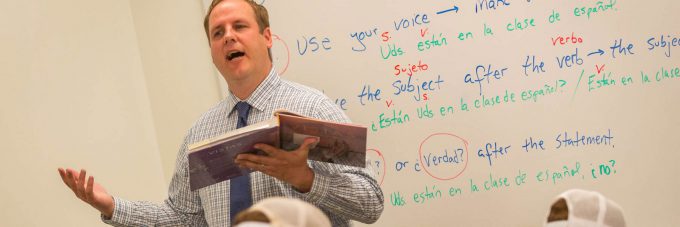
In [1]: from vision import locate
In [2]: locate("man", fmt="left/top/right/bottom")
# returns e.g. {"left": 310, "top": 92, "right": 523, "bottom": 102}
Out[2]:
{"left": 57, "top": 0, "right": 384, "bottom": 226}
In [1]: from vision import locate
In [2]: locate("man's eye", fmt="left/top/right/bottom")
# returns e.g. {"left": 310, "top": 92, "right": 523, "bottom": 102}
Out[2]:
{"left": 212, "top": 30, "right": 223, "bottom": 38}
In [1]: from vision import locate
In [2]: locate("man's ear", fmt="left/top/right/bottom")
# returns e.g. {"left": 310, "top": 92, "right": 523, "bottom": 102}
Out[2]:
{"left": 263, "top": 27, "right": 273, "bottom": 48}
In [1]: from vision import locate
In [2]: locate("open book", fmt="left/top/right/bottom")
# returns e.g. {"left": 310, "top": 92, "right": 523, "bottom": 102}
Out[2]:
{"left": 187, "top": 110, "right": 367, "bottom": 191}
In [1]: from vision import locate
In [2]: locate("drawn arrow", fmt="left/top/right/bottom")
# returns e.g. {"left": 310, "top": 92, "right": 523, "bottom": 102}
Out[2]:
{"left": 436, "top": 5, "right": 460, "bottom": 14}
{"left": 587, "top": 49, "right": 605, "bottom": 56}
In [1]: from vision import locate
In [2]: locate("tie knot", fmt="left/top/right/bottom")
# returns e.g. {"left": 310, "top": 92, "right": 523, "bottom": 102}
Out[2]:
{"left": 235, "top": 101, "right": 251, "bottom": 128}
{"left": 235, "top": 101, "right": 251, "bottom": 115}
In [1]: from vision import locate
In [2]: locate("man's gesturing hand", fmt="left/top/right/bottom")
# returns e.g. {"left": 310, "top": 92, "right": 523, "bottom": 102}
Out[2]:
{"left": 234, "top": 137, "right": 319, "bottom": 192}
{"left": 58, "top": 168, "right": 114, "bottom": 218}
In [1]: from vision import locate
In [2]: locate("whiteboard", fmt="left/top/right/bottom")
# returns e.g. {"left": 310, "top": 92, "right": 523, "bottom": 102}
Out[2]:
{"left": 250, "top": 0, "right": 677, "bottom": 226}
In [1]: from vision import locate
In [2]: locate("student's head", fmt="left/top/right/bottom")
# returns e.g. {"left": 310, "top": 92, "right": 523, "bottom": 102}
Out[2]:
{"left": 545, "top": 189, "right": 626, "bottom": 227}
{"left": 204, "top": 0, "right": 273, "bottom": 85}
{"left": 233, "top": 197, "right": 332, "bottom": 227}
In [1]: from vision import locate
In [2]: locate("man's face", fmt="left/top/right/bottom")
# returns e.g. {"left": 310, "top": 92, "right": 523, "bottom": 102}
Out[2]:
{"left": 208, "top": 0, "right": 272, "bottom": 84}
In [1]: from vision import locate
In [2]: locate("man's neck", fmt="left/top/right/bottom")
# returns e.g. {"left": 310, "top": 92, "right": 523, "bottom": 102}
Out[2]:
{"left": 228, "top": 66, "right": 272, "bottom": 100}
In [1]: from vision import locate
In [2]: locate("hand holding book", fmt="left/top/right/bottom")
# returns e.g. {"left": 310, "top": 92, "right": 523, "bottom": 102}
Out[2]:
{"left": 235, "top": 137, "right": 319, "bottom": 192}
{"left": 187, "top": 110, "right": 367, "bottom": 191}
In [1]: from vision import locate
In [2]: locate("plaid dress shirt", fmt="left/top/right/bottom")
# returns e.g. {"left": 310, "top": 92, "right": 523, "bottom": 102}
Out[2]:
{"left": 103, "top": 69, "right": 384, "bottom": 226}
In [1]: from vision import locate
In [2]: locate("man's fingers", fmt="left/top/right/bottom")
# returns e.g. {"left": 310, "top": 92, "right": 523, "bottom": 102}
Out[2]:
{"left": 58, "top": 168, "right": 70, "bottom": 186}
{"left": 65, "top": 169, "right": 80, "bottom": 191}
{"left": 58, "top": 168, "right": 76, "bottom": 192}
{"left": 300, "top": 137, "right": 319, "bottom": 149}
{"left": 236, "top": 152, "right": 286, "bottom": 167}
{"left": 235, "top": 156, "right": 276, "bottom": 173}
{"left": 59, "top": 167, "right": 106, "bottom": 207}
{"left": 70, "top": 169, "right": 82, "bottom": 192}
{"left": 85, "top": 176, "right": 94, "bottom": 200}
{"left": 67, "top": 168, "right": 79, "bottom": 184}
{"left": 297, "top": 137, "right": 319, "bottom": 154}
{"left": 236, "top": 159, "right": 257, "bottom": 170}
{"left": 253, "top": 143, "right": 279, "bottom": 156}
{"left": 236, "top": 156, "right": 265, "bottom": 169}
{"left": 76, "top": 169, "right": 87, "bottom": 198}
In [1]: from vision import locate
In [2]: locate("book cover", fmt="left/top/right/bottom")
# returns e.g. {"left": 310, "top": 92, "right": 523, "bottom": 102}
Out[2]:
{"left": 187, "top": 110, "right": 367, "bottom": 191}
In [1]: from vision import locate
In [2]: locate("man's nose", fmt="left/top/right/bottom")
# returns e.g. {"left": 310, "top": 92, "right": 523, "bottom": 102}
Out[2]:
{"left": 223, "top": 28, "right": 236, "bottom": 45}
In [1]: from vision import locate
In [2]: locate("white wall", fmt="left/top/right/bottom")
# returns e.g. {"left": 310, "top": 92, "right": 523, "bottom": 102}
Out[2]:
{"left": 128, "top": 0, "right": 222, "bottom": 184}
{"left": 0, "top": 0, "right": 220, "bottom": 225}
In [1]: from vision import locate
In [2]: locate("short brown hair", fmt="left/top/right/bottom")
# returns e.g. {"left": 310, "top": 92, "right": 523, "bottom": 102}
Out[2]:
{"left": 203, "top": 0, "right": 270, "bottom": 40}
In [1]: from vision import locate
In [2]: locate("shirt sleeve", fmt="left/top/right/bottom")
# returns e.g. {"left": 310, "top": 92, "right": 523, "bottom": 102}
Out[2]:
{"left": 102, "top": 129, "right": 209, "bottom": 226}
{"left": 298, "top": 97, "right": 385, "bottom": 224}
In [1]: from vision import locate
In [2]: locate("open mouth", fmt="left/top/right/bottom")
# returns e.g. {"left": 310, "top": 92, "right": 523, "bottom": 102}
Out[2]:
{"left": 227, "top": 51, "right": 245, "bottom": 61}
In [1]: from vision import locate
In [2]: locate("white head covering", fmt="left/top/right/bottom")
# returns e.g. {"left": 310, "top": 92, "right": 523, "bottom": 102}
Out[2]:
{"left": 234, "top": 197, "right": 331, "bottom": 227}
{"left": 545, "top": 189, "right": 626, "bottom": 227}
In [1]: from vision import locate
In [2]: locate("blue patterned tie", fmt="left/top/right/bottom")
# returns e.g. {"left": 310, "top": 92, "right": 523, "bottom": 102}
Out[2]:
{"left": 230, "top": 101, "right": 252, "bottom": 222}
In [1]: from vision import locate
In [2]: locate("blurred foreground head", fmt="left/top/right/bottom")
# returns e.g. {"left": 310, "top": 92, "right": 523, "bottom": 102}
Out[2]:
{"left": 234, "top": 197, "right": 331, "bottom": 227}
{"left": 545, "top": 189, "right": 625, "bottom": 227}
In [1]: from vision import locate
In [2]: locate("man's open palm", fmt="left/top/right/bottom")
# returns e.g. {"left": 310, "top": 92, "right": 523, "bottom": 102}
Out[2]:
{"left": 58, "top": 168, "right": 114, "bottom": 218}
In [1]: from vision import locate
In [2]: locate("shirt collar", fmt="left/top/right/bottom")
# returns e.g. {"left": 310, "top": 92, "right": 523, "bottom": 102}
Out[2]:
{"left": 226, "top": 67, "right": 280, "bottom": 117}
